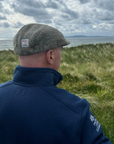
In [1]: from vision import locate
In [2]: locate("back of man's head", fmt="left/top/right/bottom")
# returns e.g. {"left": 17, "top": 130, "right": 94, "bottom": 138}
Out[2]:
{"left": 13, "top": 23, "right": 70, "bottom": 70}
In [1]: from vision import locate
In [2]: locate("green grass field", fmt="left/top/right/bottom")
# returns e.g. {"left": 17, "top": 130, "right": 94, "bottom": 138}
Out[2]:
{"left": 0, "top": 43, "right": 114, "bottom": 143}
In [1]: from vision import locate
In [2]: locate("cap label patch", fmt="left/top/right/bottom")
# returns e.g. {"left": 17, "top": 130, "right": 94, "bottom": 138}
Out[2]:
{"left": 21, "top": 39, "right": 29, "bottom": 47}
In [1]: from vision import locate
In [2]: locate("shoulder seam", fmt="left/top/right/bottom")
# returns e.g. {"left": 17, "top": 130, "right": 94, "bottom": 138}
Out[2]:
{"left": 38, "top": 85, "right": 83, "bottom": 114}
{"left": 0, "top": 81, "right": 13, "bottom": 88}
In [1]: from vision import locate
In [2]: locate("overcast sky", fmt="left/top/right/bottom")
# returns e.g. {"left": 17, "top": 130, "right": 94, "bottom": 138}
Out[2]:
{"left": 0, "top": 0, "right": 114, "bottom": 37}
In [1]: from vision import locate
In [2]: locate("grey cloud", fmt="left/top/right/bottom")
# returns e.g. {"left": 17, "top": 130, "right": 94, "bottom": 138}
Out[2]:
{"left": 36, "top": 19, "right": 52, "bottom": 24}
{"left": 0, "top": 21, "right": 24, "bottom": 28}
{"left": 53, "top": 19, "right": 62, "bottom": 26}
{"left": 12, "top": 22, "right": 24, "bottom": 28}
{"left": 64, "top": 8, "right": 78, "bottom": 19}
{"left": 0, "top": 14, "right": 7, "bottom": 20}
{"left": 93, "top": 9, "right": 114, "bottom": 21}
{"left": 54, "top": 0, "right": 66, "bottom": 6}
{"left": 3, "top": 22, "right": 10, "bottom": 27}
{"left": 59, "top": 24, "right": 80, "bottom": 34}
{"left": 0, "top": 2, "right": 3, "bottom": 9}
{"left": 10, "top": 0, "right": 79, "bottom": 25}
{"left": 45, "top": 0, "right": 66, "bottom": 9}
{"left": 11, "top": 3, "right": 16, "bottom": 9}
{"left": 43, "top": 19, "right": 52, "bottom": 23}
{"left": 4, "top": 9, "right": 12, "bottom": 14}
{"left": 0, "top": 2, "right": 12, "bottom": 14}
{"left": 0, "top": 22, "right": 9, "bottom": 27}
{"left": 99, "top": 12, "right": 114, "bottom": 21}
{"left": 45, "top": 0, "right": 59, "bottom": 9}
{"left": 56, "top": 0, "right": 79, "bottom": 19}
{"left": 108, "top": 21, "right": 114, "bottom": 24}
{"left": 61, "top": 14, "right": 70, "bottom": 19}
{"left": 95, "top": 0, "right": 114, "bottom": 11}
{"left": 18, "top": 7, "right": 50, "bottom": 18}
{"left": 79, "top": 0, "right": 91, "bottom": 4}
{"left": 11, "top": 1, "right": 52, "bottom": 21}
{"left": 45, "top": 0, "right": 79, "bottom": 19}
{"left": 54, "top": 0, "right": 79, "bottom": 19}
{"left": 11, "top": 0, "right": 45, "bottom": 9}
{"left": 17, "top": 0, "right": 45, "bottom": 9}
{"left": 81, "top": 18, "right": 92, "bottom": 24}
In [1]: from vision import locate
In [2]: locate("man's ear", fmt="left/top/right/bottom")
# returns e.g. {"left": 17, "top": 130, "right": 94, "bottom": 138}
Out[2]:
{"left": 46, "top": 50, "right": 54, "bottom": 64}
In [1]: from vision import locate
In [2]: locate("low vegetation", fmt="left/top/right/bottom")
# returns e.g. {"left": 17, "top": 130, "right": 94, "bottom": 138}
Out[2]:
{"left": 0, "top": 43, "right": 114, "bottom": 143}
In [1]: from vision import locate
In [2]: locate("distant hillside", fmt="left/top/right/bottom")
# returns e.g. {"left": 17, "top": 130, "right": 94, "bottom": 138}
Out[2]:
{"left": 65, "top": 35, "right": 112, "bottom": 38}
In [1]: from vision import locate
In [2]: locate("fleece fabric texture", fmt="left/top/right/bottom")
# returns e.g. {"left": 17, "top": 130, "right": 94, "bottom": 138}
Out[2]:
{"left": 0, "top": 65, "right": 112, "bottom": 144}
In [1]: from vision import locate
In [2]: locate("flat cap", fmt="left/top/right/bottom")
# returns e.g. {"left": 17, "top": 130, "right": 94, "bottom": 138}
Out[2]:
{"left": 13, "top": 23, "right": 70, "bottom": 55}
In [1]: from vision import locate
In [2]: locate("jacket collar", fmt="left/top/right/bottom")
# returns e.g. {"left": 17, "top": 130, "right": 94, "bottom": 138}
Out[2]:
{"left": 13, "top": 65, "right": 63, "bottom": 86}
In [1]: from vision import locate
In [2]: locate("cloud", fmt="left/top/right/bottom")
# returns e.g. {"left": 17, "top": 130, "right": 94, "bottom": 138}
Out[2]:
{"left": 36, "top": 19, "right": 52, "bottom": 24}
{"left": 0, "top": 21, "right": 24, "bottom": 28}
{"left": 0, "top": 14, "right": 7, "bottom": 20}
{"left": 0, "top": 22, "right": 10, "bottom": 27}
{"left": 58, "top": 24, "right": 82, "bottom": 35}
{"left": 81, "top": 18, "right": 92, "bottom": 24}
{"left": 0, "top": 1, "right": 12, "bottom": 15}
{"left": 12, "top": 22, "right": 24, "bottom": 28}
{"left": 79, "top": 0, "right": 91, "bottom": 4}
{"left": 3, "top": 22, "right": 10, "bottom": 27}
{"left": 108, "top": 21, "right": 114, "bottom": 24}
{"left": 95, "top": 0, "right": 114, "bottom": 11}
{"left": 54, "top": 0, "right": 79, "bottom": 19}
{"left": 0, "top": 2, "right": 3, "bottom": 9}
{"left": 17, "top": 0, "right": 45, "bottom": 9}
{"left": 92, "top": 9, "right": 114, "bottom": 22}
{"left": 53, "top": 18, "right": 62, "bottom": 26}
{"left": 16, "top": 6, "right": 50, "bottom": 18}
{"left": 60, "top": 14, "right": 71, "bottom": 20}
{"left": 99, "top": 12, "right": 114, "bottom": 21}
{"left": 11, "top": 0, "right": 47, "bottom": 14}
{"left": 62, "top": 8, "right": 79, "bottom": 19}
{"left": 92, "top": 23, "right": 113, "bottom": 31}
{"left": 10, "top": 0, "right": 78, "bottom": 24}
{"left": 11, "top": 0, "right": 52, "bottom": 22}
{"left": 45, "top": 0, "right": 59, "bottom": 9}
{"left": 48, "top": 0, "right": 79, "bottom": 20}
{"left": 0, "top": 0, "right": 113, "bottom": 37}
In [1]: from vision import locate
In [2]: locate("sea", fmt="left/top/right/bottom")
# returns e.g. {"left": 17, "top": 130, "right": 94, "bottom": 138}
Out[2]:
{"left": 0, "top": 36, "right": 114, "bottom": 51}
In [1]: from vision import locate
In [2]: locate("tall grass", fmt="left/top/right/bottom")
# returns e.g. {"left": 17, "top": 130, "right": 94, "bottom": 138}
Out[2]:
{"left": 58, "top": 43, "right": 114, "bottom": 142}
{"left": 0, "top": 50, "right": 19, "bottom": 83}
{"left": 0, "top": 43, "right": 114, "bottom": 143}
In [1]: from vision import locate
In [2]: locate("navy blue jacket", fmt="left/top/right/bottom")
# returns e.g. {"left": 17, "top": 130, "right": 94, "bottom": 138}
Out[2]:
{"left": 0, "top": 65, "right": 111, "bottom": 144}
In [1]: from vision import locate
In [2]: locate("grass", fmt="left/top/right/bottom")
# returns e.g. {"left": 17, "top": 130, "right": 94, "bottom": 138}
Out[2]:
{"left": 0, "top": 43, "right": 114, "bottom": 143}
{"left": 0, "top": 50, "right": 19, "bottom": 82}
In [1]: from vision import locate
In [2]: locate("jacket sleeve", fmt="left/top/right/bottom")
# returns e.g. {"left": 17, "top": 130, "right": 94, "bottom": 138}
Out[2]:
{"left": 79, "top": 100, "right": 112, "bottom": 144}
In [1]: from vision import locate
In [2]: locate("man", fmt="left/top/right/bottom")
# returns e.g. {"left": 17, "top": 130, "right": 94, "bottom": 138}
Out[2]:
{"left": 0, "top": 23, "right": 112, "bottom": 144}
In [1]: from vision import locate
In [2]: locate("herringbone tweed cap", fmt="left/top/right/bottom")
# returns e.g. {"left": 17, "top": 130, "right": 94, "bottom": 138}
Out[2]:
{"left": 13, "top": 23, "right": 70, "bottom": 55}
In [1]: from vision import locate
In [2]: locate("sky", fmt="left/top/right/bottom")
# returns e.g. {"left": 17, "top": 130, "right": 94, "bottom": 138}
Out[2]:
{"left": 0, "top": 0, "right": 114, "bottom": 38}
